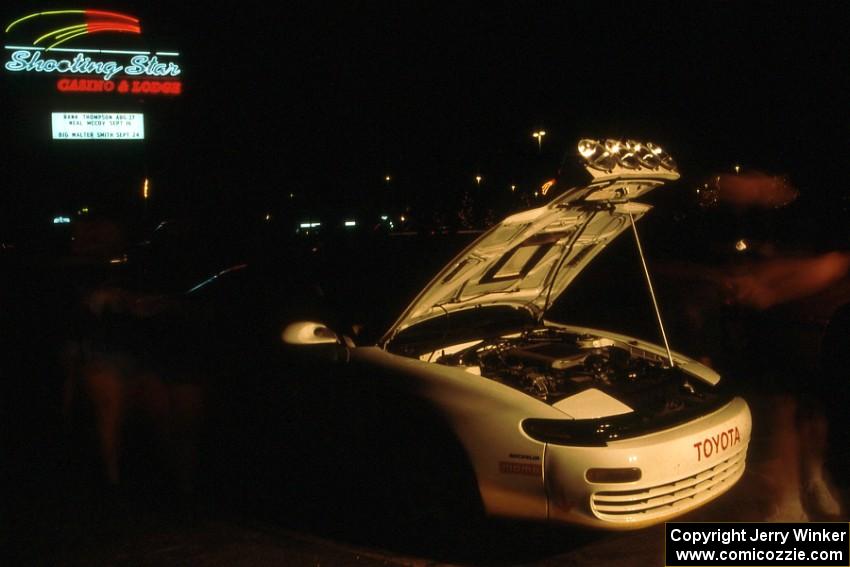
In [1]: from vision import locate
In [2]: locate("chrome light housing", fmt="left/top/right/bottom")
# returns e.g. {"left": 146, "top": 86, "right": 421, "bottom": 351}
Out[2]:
{"left": 577, "top": 138, "right": 678, "bottom": 176}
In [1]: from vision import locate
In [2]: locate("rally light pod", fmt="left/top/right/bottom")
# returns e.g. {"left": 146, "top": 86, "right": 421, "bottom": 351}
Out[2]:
{"left": 577, "top": 138, "right": 679, "bottom": 181}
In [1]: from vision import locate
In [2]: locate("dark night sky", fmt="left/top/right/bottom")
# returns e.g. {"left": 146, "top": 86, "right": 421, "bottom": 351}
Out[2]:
{"left": 2, "top": 2, "right": 849, "bottom": 235}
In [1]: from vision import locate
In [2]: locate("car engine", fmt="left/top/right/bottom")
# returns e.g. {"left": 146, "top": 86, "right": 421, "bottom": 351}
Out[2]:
{"left": 434, "top": 327, "right": 706, "bottom": 413}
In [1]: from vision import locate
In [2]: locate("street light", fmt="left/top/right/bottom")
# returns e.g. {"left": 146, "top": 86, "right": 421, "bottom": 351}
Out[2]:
{"left": 532, "top": 130, "right": 546, "bottom": 153}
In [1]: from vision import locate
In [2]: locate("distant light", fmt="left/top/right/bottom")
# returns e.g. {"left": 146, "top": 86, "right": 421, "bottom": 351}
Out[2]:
{"left": 299, "top": 221, "right": 321, "bottom": 228}
{"left": 265, "top": 213, "right": 272, "bottom": 221}
{"left": 143, "top": 178, "right": 150, "bottom": 199}
{"left": 510, "top": 185, "right": 516, "bottom": 192}
{"left": 540, "top": 179, "right": 556, "bottom": 195}
{"left": 344, "top": 220, "right": 356, "bottom": 227}
{"left": 475, "top": 175, "right": 482, "bottom": 185}
{"left": 380, "top": 215, "right": 388, "bottom": 221}
{"left": 735, "top": 239, "right": 748, "bottom": 252}
{"left": 289, "top": 193, "right": 295, "bottom": 199}
{"left": 53, "top": 216, "right": 71, "bottom": 224}
{"left": 400, "top": 215, "right": 406, "bottom": 222}
{"left": 532, "top": 130, "right": 547, "bottom": 152}
{"left": 734, "top": 164, "right": 741, "bottom": 174}
{"left": 385, "top": 175, "right": 391, "bottom": 182}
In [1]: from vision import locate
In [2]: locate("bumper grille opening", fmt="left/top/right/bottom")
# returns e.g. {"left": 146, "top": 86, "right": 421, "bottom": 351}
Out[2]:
{"left": 590, "top": 447, "right": 746, "bottom": 522}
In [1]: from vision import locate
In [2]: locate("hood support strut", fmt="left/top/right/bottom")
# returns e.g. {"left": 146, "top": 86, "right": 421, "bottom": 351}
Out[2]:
{"left": 629, "top": 212, "right": 675, "bottom": 368}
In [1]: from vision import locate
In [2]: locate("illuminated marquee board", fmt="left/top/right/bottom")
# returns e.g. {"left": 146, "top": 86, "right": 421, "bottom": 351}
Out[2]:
{"left": 51, "top": 112, "right": 144, "bottom": 140}
{"left": 4, "top": 10, "right": 181, "bottom": 96}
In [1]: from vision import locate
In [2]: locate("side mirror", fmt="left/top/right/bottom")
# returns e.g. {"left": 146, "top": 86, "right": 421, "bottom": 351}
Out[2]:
{"left": 282, "top": 321, "right": 340, "bottom": 345}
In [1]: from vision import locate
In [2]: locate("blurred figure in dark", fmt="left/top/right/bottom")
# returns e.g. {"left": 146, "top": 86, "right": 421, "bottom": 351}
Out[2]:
{"left": 820, "top": 300, "right": 850, "bottom": 502}
{"left": 664, "top": 170, "right": 850, "bottom": 521}
{"left": 59, "top": 211, "right": 132, "bottom": 486}
{"left": 73, "top": 284, "right": 173, "bottom": 487}
{"left": 63, "top": 215, "right": 224, "bottom": 495}
{"left": 719, "top": 249, "right": 850, "bottom": 520}
{"left": 133, "top": 286, "right": 209, "bottom": 496}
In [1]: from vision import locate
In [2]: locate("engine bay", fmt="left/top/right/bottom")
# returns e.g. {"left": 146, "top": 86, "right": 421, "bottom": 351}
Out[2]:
{"left": 428, "top": 327, "right": 717, "bottom": 415}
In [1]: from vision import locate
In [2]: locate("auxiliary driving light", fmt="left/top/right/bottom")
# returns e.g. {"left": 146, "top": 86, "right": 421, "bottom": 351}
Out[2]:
{"left": 577, "top": 138, "right": 677, "bottom": 174}
{"left": 578, "top": 139, "right": 601, "bottom": 159}
{"left": 618, "top": 140, "right": 642, "bottom": 169}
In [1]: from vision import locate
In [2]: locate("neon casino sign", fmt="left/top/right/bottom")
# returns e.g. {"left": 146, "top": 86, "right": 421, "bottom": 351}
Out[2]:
{"left": 4, "top": 9, "right": 182, "bottom": 95}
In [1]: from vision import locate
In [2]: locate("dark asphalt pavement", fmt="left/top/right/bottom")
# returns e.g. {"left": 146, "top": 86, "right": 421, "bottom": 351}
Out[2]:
{"left": 4, "top": 392, "right": 847, "bottom": 567}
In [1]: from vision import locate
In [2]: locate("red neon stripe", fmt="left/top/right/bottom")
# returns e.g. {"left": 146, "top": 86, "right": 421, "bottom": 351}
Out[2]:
{"left": 81, "top": 27, "right": 142, "bottom": 40}
{"left": 85, "top": 10, "right": 139, "bottom": 24}
{"left": 86, "top": 22, "right": 141, "bottom": 34}
{"left": 86, "top": 26, "right": 141, "bottom": 33}
{"left": 87, "top": 23, "right": 141, "bottom": 31}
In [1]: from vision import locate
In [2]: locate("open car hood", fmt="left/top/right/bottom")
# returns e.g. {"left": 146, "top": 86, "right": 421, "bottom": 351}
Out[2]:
{"left": 382, "top": 139, "right": 680, "bottom": 347}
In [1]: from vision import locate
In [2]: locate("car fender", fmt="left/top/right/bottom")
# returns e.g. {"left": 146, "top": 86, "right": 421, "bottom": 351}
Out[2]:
{"left": 351, "top": 346, "right": 563, "bottom": 521}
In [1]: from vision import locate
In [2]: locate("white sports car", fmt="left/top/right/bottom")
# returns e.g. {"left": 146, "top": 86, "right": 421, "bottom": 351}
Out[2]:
{"left": 283, "top": 139, "right": 752, "bottom": 530}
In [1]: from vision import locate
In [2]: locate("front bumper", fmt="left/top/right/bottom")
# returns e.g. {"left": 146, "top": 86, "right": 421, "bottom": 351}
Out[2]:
{"left": 544, "top": 396, "right": 752, "bottom": 529}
